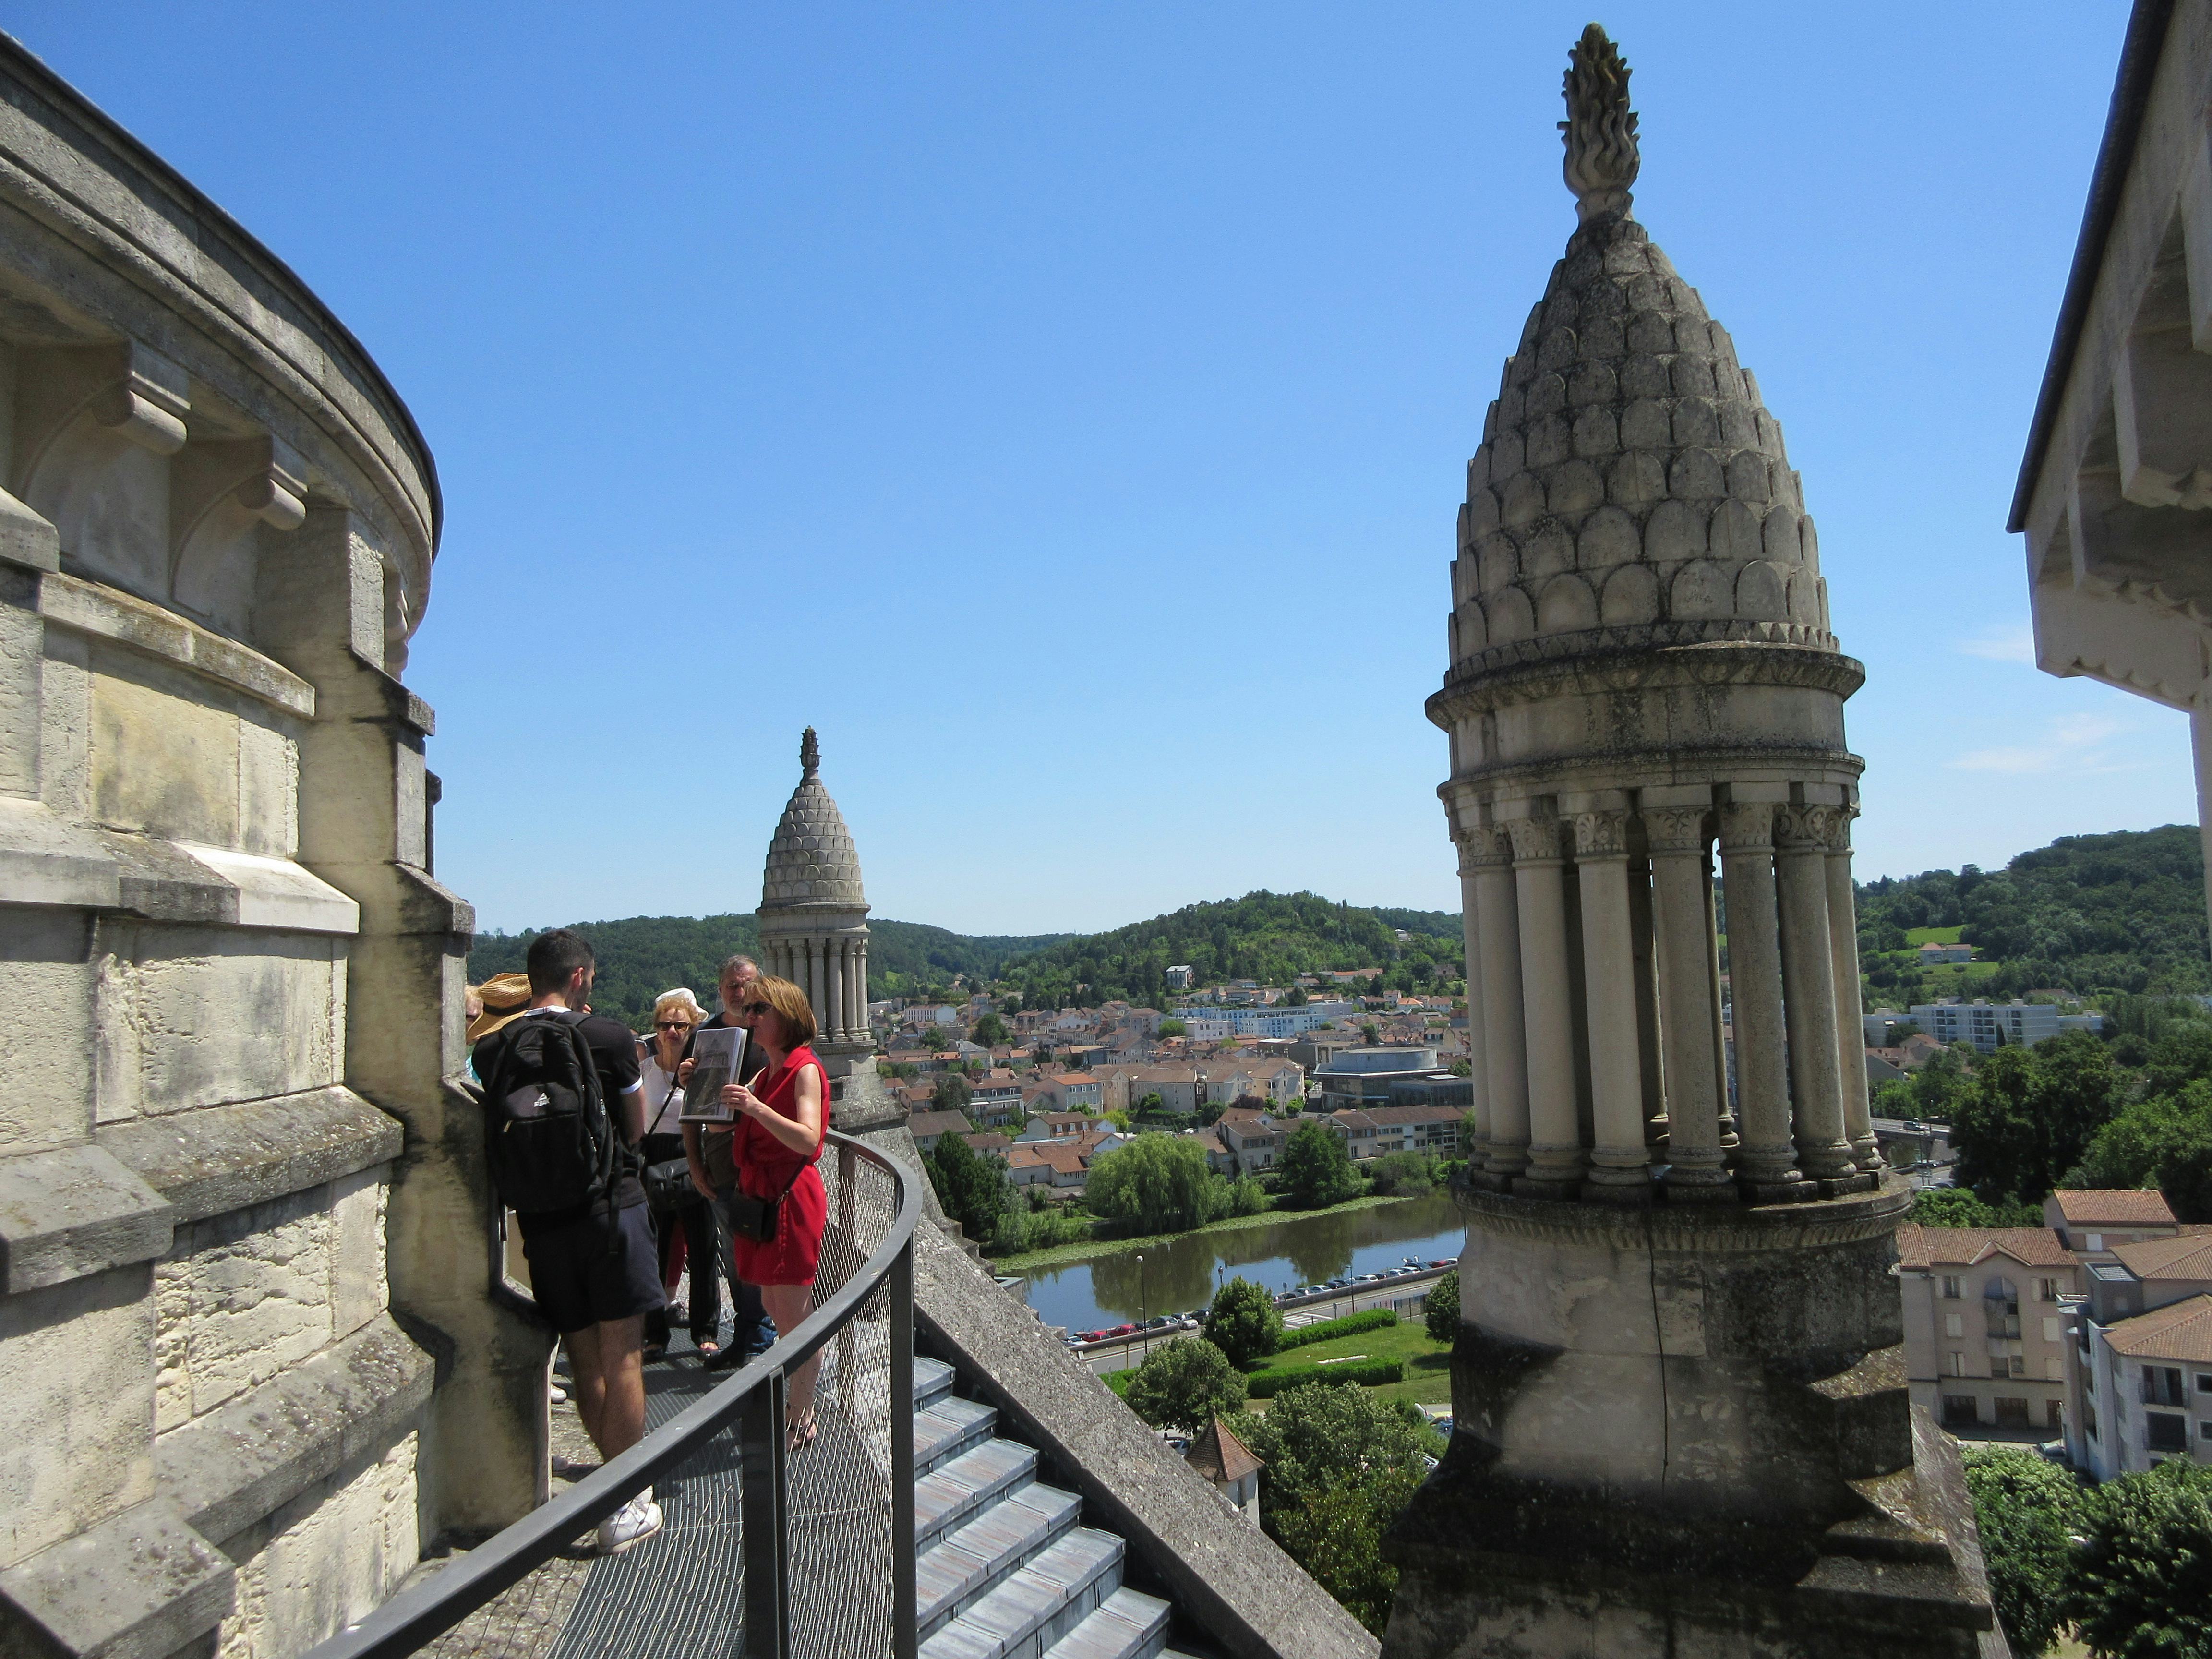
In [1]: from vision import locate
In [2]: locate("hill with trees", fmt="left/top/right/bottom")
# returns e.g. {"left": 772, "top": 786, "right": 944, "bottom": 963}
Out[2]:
{"left": 1856, "top": 825, "right": 2208, "bottom": 1003}
{"left": 467, "top": 914, "right": 1074, "bottom": 1029}
{"left": 996, "top": 890, "right": 1466, "bottom": 1008}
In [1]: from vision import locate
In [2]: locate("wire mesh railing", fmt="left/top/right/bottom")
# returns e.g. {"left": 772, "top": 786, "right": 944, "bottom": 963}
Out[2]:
{"left": 306, "top": 1132, "right": 918, "bottom": 1659}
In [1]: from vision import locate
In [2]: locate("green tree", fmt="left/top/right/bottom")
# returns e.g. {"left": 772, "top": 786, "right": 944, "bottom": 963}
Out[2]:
{"left": 2080, "top": 1078, "right": 2212, "bottom": 1222}
{"left": 1205, "top": 1275, "right": 1285, "bottom": 1369}
{"left": 1368, "top": 1150, "right": 1439, "bottom": 1195}
{"left": 1124, "top": 1337, "right": 1246, "bottom": 1432}
{"left": 970, "top": 1011, "right": 1010, "bottom": 1047}
{"left": 1953, "top": 1034, "right": 2122, "bottom": 1202}
{"left": 1282, "top": 1120, "right": 1361, "bottom": 1209}
{"left": 1157, "top": 1018, "right": 1187, "bottom": 1038}
{"left": 1960, "top": 1446, "right": 2084, "bottom": 1657}
{"left": 931, "top": 1071, "right": 973, "bottom": 1115}
{"left": 2066, "top": 1458, "right": 2212, "bottom": 1659}
{"left": 1233, "top": 1385, "right": 1443, "bottom": 1635}
{"left": 1909, "top": 1188, "right": 2041, "bottom": 1228}
{"left": 1086, "top": 1133, "right": 1219, "bottom": 1234}
{"left": 926, "top": 1131, "right": 1014, "bottom": 1244}
{"left": 1423, "top": 1270, "right": 1461, "bottom": 1345}
{"left": 1361, "top": 1022, "right": 1382, "bottom": 1045}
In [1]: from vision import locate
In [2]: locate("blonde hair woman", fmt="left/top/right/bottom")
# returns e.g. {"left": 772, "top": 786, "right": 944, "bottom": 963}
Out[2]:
{"left": 714, "top": 973, "right": 829, "bottom": 1449}
{"left": 639, "top": 988, "right": 721, "bottom": 1359}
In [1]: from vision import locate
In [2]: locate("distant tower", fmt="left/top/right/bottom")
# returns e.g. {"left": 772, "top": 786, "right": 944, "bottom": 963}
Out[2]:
{"left": 1381, "top": 28, "right": 1998, "bottom": 1659}
{"left": 758, "top": 728, "right": 875, "bottom": 1074}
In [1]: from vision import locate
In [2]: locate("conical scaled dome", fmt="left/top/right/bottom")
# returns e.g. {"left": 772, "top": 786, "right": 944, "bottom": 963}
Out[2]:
{"left": 760, "top": 728, "right": 866, "bottom": 911}
{"left": 1450, "top": 63, "right": 1834, "bottom": 683}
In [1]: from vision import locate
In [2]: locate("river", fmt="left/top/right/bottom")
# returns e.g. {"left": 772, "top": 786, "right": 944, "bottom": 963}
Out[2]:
{"left": 1011, "top": 1190, "right": 1466, "bottom": 1336}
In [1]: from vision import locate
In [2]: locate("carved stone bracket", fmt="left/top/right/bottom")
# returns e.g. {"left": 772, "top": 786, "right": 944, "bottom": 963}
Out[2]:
{"left": 1716, "top": 801, "right": 1778, "bottom": 852}
{"left": 1507, "top": 817, "right": 1567, "bottom": 864}
{"left": 1640, "top": 806, "right": 1709, "bottom": 855}
{"left": 1773, "top": 804, "right": 1843, "bottom": 853}
{"left": 15, "top": 341, "right": 191, "bottom": 491}
{"left": 1458, "top": 824, "right": 1516, "bottom": 869}
{"left": 1572, "top": 809, "right": 1631, "bottom": 858}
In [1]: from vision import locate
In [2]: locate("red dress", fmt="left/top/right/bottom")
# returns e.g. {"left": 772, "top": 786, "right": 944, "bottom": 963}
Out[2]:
{"left": 725, "top": 1046, "right": 829, "bottom": 1287}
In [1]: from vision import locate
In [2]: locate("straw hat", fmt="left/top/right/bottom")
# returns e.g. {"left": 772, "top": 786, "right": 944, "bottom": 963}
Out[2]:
{"left": 466, "top": 972, "right": 534, "bottom": 1044}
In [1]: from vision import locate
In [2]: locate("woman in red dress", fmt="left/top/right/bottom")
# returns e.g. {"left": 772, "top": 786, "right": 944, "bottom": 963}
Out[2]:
{"left": 717, "top": 973, "right": 830, "bottom": 1449}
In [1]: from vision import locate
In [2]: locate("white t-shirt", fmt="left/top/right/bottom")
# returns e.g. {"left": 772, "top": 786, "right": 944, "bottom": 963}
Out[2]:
{"left": 641, "top": 1052, "right": 685, "bottom": 1138}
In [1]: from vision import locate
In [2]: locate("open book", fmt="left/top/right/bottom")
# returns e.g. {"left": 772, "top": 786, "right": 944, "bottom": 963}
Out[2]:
{"left": 679, "top": 1026, "right": 748, "bottom": 1123}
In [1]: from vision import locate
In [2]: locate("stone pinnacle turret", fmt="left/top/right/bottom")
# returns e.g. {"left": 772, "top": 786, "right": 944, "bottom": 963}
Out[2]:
{"left": 757, "top": 728, "right": 872, "bottom": 1067}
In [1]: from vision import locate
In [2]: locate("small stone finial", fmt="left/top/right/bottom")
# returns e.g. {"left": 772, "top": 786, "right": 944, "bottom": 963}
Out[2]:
{"left": 1560, "top": 23, "right": 1639, "bottom": 223}
{"left": 800, "top": 727, "right": 820, "bottom": 780}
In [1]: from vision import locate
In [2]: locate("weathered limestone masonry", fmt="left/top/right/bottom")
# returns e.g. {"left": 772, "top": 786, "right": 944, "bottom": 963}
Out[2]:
{"left": 757, "top": 728, "right": 876, "bottom": 1084}
{"left": 0, "top": 41, "right": 538, "bottom": 1659}
{"left": 1381, "top": 30, "right": 2003, "bottom": 1659}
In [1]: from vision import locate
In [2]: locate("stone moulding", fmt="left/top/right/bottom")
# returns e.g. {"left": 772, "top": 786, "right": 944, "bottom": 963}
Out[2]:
{"left": 100, "top": 1086, "right": 402, "bottom": 1227}
{"left": 0, "top": 37, "right": 439, "bottom": 599}
{"left": 39, "top": 566, "right": 315, "bottom": 718}
{"left": 1428, "top": 638, "right": 1866, "bottom": 725}
{"left": 1451, "top": 1178, "right": 1911, "bottom": 1253}
{"left": 155, "top": 1311, "right": 434, "bottom": 1549}
{"left": 0, "top": 1141, "right": 171, "bottom": 1294}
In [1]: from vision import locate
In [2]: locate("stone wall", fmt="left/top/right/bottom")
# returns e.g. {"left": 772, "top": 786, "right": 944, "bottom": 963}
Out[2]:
{"left": 0, "top": 38, "right": 530, "bottom": 1659}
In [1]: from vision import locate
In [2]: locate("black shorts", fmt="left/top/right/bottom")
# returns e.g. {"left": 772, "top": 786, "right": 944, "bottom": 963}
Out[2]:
{"left": 518, "top": 1202, "right": 663, "bottom": 1335}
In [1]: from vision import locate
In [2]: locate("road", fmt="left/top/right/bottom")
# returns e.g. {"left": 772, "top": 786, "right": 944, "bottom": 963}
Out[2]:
{"left": 1065, "top": 1265, "right": 1453, "bottom": 1375}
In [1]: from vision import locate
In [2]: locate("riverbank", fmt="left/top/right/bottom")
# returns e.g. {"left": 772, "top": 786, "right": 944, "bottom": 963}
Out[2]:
{"left": 990, "top": 1190, "right": 1430, "bottom": 1273}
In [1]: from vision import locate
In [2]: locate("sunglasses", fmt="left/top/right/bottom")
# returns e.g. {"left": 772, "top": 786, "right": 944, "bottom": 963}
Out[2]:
{"left": 739, "top": 1002, "right": 772, "bottom": 1015}
{"left": 655, "top": 1020, "right": 692, "bottom": 1031}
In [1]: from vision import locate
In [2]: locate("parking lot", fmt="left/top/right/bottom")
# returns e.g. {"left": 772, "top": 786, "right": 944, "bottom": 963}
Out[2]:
{"left": 1060, "top": 1259, "right": 1457, "bottom": 1376}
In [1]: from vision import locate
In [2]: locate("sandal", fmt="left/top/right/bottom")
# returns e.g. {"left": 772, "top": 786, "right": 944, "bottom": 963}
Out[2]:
{"left": 642, "top": 1343, "right": 667, "bottom": 1364}
{"left": 786, "top": 1411, "right": 817, "bottom": 1454}
{"left": 694, "top": 1339, "right": 721, "bottom": 1360}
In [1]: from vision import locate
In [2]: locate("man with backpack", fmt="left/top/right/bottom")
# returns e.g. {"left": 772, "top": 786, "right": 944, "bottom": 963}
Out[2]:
{"left": 474, "top": 929, "right": 664, "bottom": 1555}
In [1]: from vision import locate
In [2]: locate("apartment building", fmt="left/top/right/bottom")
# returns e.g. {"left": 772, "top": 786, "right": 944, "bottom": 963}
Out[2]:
{"left": 2044, "top": 1189, "right": 2181, "bottom": 1263}
{"left": 1894, "top": 1224, "right": 2081, "bottom": 1435}
{"left": 907, "top": 1109, "right": 977, "bottom": 1153}
{"left": 2064, "top": 1233, "right": 2212, "bottom": 1479}
{"left": 1214, "top": 1110, "right": 1289, "bottom": 1177}
{"left": 1906, "top": 1001, "right": 2056, "bottom": 1052}
{"left": 1016, "top": 1113, "right": 1098, "bottom": 1144}
{"left": 967, "top": 1073, "right": 1026, "bottom": 1129}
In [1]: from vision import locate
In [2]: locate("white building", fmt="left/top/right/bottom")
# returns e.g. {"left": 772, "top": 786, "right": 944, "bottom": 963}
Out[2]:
{"left": 2063, "top": 1234, "right": 2212, "bottom": 1479}
{"left": 1906, "top": 1001, "right": 2061, "bottom": 1053}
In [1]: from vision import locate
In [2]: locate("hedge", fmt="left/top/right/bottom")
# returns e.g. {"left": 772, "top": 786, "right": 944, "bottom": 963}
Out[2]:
{"left": 1245, "top": 1358, "right": 1404, "bottom": 1398}
{"left": 1103, "top": 1369, "right": 1135, "bottom": 1397}
{"left": 1274, "top": 1309, "right": 1398, "bottom": 1352}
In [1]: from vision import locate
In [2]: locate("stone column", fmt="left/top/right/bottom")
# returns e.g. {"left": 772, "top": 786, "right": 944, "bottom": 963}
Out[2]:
{"left": 1510, "top": 816, "right": 1585, "bottom": 1191}
{"left": 1645, "top": 805, "right": 1731, "bottom": 1195}
{"left": 1467, "top": 825, "right": 1530, "bottom": 1177}
{"left": 1454, "top": 842, "right": 1492, "bottom": 1162}
{"left": 826, "top": 936, "right": 846, "bottom": 1042}
{"left": 1573, "top": 808, "right": 1648, "bottom": 1192}
{"left": 855, "top": 939, "right": 870, "bottom": 1034}
{"left": 1717, "top": 800, "right": 1801, "bottom": 1192}
{"left": 1825, "top": 809, "right": 1880, "bottom": 1172}
{"left": 1776, "top": 806, "right": 1859, "bottom": 1183}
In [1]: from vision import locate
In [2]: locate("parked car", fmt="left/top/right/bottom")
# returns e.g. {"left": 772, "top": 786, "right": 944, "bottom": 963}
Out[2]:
{"left": 1108, "top": 1323, "right": 1137, "bottom": 1338}
{"left": 1427, "top": 1258, "right": 1453, "bottom": 1269}
{"left": 1076, "top": 1330, "right": 1105, "bottom": 1343}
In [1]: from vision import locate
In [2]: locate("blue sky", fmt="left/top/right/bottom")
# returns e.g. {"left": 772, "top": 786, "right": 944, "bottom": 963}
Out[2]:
{"left": 17, "top": 4, "right": 2190, "bottom": 936}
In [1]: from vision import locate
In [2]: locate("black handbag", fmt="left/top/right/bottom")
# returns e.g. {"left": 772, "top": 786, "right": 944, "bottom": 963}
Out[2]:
{"left": 643, "top": 1156, "right": 696, "bottom": 1211}
{"left": 720, "top": 1161, "right": 808, "bottom": 1245}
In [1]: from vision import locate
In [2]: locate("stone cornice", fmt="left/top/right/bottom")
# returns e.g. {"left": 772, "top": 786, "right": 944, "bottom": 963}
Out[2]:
{"left": 1427, "top": 640, "right": 1864, "bottom": 730}
{"left": 1453, "top": 1176, "right": 1909, "bottom": 1251}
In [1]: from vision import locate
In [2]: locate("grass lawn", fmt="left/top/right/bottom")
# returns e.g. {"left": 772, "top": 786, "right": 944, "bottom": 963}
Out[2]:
{"left": 1904, "top": 926, "right": 1965, "bottom": 945}
{"left": 1246, "top": 1320, "right": 1454, "bottom": 1408}
{"left": 988, "top": 1190, "right": 1425, "bottom": 1273}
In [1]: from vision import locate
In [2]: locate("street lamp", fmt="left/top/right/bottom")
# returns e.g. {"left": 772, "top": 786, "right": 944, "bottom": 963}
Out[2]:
{"left": 1136, "top": 1253, "right": 1147, "bottom": 1360}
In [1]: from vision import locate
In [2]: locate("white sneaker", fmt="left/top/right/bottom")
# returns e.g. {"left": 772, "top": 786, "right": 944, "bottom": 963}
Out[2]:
{"left": 596, "top": 1488, "right": 663, "bottom": 1555}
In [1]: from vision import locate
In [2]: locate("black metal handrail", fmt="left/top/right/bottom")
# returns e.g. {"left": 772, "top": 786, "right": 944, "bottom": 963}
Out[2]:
{"left": 306, "top": 1130, "right": 920, "bottom": 1659}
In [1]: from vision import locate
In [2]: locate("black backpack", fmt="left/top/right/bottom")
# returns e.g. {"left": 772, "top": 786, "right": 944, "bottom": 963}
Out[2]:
{"left": 480, "top": 1011, "right": 622, "bottom": 1217}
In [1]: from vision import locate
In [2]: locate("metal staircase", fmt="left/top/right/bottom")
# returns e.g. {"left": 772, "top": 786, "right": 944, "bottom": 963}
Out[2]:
{"left": 913, "top": 1358, "right": 1202, "bottom": 1659}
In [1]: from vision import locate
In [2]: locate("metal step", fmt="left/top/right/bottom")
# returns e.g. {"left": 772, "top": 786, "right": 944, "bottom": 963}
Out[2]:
{"left": 916, "top": 1356, "right": 957, "bottom": 1409}
{"left": 918, "top": 1527, "right": 1125, "bottom": 1659}
{"left": 917, "top": 1395, "right": 1000, "bottom": 1475}
{"left": 1042, "top": 1588, "right": 1172, "bottom": 1659}
{"left": 916, "top": 1438, "right": 1040, "bottom": 1554}
{"left": 918, "top": 1481, "right": 1083, "bottom": 1638}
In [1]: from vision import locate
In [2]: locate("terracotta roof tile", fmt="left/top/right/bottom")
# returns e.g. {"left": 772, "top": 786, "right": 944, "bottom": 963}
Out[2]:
{"left": 2110, "top": 1234, "right": 2212, "bottom": 1281}
{"left": 1184, "top": 1415, "right": 1263, "bottom": 1484}
{"left": 1893, "top": 1225, "right": 2078, "bottom": 1271}
{"left": 2104, "top": 1294, "right": 2212, "bottom": 1365}
{"left": 2051, "top": 1190, "right": 2179, "bottom": 1227}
